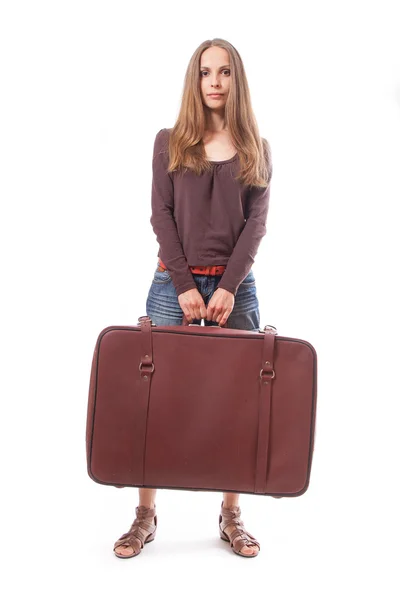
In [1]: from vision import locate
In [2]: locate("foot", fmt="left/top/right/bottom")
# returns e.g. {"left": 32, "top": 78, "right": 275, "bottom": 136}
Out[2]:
{"left": 219, "top": 502, "right": 260, "bottom": 557}
{"left": 114, "top": 505, "right": 157, "bottom": 558}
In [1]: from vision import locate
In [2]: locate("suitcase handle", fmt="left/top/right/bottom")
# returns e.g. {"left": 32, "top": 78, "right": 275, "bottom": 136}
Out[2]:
{"left": 137, "top": 316, "right": 226, "bottom": 327}
{"left": 181, "top": 316, "right": 278, "bottom": 333}
{"left": 138, "top": 315, "right": 277, "bottom": 333}
{"left": 182, "top": 316, "right": 227, "bottom": 327}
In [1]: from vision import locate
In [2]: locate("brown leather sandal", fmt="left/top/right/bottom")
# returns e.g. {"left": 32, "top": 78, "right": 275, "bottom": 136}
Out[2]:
{"left": 113, "top": 505, "right": 157, "bottom": 559}
{"left": 219, "top": 501, "right": 260, "bottom": 558}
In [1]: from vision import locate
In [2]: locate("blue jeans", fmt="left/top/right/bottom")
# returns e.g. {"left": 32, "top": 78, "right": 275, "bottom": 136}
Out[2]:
{"left": 145, "top": 264, "right": 261, "bottom": 332}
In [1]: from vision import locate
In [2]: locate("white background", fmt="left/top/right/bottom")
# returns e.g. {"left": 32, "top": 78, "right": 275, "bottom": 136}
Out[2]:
{"left": 1, "top": 1, "right": 399, "bottom": 598}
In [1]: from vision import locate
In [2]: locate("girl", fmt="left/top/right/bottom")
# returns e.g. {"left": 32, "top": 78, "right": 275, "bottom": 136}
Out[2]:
{"left": 114, "top": 38, "right": 273, "bottom": 559}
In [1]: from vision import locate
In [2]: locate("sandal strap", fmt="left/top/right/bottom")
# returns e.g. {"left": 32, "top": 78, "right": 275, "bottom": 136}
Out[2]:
{"left": 114, "top": 505, "right": 157, "bottom": 553}
{"left": 219, "top": 502, "right": 260, "bottom": 553}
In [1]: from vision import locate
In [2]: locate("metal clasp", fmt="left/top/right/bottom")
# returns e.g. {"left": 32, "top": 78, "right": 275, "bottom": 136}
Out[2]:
{"left": 137, "top": 316, "right": 156, "bottom": 326}
{"left": 260, "top": 360, "right": 275, "bottom": 384}
{"left": 139, "top": 361, "right": 155, "bottom": 373}
{"left": 259, "top": 324, "right": 277, "bottom": 334}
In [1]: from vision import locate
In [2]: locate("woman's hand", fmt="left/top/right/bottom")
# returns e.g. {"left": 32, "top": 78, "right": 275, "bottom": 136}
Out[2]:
{"left": 178, "top": 288, "right": 208, "bottom": 323}
{"left": 206, "top": 288, "right": 235, "bottom": 326}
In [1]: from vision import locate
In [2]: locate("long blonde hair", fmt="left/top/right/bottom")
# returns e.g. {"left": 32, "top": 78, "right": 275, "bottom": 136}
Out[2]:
{"left": 166, "top": 38, "right": 272, "bottom": 188}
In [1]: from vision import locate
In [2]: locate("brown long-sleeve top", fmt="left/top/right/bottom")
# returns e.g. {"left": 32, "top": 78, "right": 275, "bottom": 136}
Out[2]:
{"left": 150, "top": 128, "right": 272, "bottom": 297}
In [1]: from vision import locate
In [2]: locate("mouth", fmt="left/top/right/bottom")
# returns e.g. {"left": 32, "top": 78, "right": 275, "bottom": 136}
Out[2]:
{"left": 208, "top": 94, "right": 223, "bottom": 98}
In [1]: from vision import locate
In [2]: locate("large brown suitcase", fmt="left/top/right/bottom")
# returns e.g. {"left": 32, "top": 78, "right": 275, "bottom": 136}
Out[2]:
{"left": 86, "top": 315, "right": 318, "bottom": 497}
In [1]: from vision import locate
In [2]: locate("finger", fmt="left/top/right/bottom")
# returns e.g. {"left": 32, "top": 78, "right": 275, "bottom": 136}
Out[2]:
{"left": 185, "top": 304, "right": 196, "bottom": 323}
{"left": 192, "top": 302, "right": 204, "bottom": 321}
{"left": 215, "top": 309, "right": 224, "bottom": 324}
{"left": 211, "top": 309, "right": 219, "bottom": 322}
{"left": 195, "top": 302, "right": 206, "bottom": 320}
{"left": 218, "top": 308, "right": 231, "bottom": 326}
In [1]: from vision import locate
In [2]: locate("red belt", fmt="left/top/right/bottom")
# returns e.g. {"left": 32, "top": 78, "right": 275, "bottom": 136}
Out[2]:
{"left": 158, "top": 258, "right": 226, "bottom": 276}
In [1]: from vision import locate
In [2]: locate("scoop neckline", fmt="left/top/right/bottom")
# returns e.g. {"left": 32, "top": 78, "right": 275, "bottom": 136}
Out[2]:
{"left": 207, "top": 153, "right": 238, "bottom": 164}
{"left": 162, "top": 129, "right": 238, "bottom": 164}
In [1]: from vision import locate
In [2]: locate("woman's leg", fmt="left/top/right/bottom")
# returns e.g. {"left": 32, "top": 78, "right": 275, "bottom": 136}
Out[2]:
{"left": 139, "top": 487, "right": 157, "bottom": 509}
{"left": 114, "top": 265, "right": 182, "bottom": 557}
{"left": 114, "top": 488, "right": 157, "bottom": 557}
{"left": 221, "top": 492, "right": 259, "bottom": 556}
{"left": 223, "top": 492, "right": 240, "bottom": 510}
{"left": 219, "top": 270, "right": 261, "bottom": 555}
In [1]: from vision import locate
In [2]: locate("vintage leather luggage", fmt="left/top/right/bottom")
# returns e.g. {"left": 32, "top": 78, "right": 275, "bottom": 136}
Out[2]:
{"left": 86, "top": 315, "right": 318, "bottom": 497}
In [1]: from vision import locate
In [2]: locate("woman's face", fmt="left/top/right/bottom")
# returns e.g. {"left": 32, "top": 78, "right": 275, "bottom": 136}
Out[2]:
{"left": 199, "top": 46, "right": 231, "bottom": 110}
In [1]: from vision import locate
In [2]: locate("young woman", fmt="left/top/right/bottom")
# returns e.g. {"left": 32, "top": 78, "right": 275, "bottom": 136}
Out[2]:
{"left": 114, "top": 38, "right": 273, "bottom": 559}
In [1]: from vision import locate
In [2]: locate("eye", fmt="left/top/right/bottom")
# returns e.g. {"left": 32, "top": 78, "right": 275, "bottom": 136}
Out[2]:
{"left": 200, "top": 69, "right": 231, "bottom": 77}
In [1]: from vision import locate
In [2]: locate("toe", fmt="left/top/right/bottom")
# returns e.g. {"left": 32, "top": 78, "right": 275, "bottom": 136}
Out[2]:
{"left": 240, "top": 544, "right": 258, "bottom": 556}
{"left": 115, "top": 544, "right": 135, "bottom": 557}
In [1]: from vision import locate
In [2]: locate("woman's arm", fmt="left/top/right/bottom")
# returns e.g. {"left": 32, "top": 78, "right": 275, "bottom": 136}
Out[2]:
{"left": 216, "top": 172, "right": 272, "bottom": 296}
{"left": 150, "top": 129, "right": 197, "bottom": 296}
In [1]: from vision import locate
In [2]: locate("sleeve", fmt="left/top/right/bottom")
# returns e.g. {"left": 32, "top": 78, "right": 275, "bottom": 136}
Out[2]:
{"left": 149, "top": 129, "right": 197, "bottom": 296}
{"left": 216, "top": 150, "right": 273, "bottom": 296}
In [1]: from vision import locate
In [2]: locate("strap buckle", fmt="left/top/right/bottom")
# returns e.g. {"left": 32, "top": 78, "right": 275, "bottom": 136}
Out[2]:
{"left": 259, "top": 324, "right": 277, "bottom": 334}
{"left": 137, "top": 316, "right": 156, "bottom": 326}
{"left": 260, "top": 360, "right": 275, "bottom": 384}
